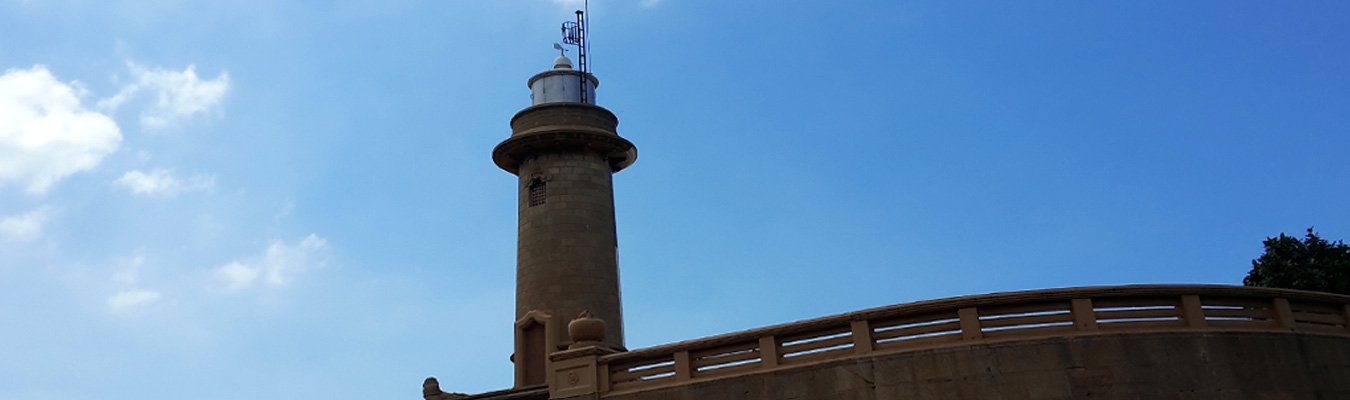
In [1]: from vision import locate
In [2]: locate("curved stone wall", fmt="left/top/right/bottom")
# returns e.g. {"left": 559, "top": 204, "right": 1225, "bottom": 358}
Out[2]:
{"left": 605, "top": 331, "right": 1350, "bottom": 399}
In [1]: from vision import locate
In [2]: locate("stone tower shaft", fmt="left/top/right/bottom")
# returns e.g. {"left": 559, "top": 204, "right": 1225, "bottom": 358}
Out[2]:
{"left": 491, "top": 57, "right": 635, "bottom": 387}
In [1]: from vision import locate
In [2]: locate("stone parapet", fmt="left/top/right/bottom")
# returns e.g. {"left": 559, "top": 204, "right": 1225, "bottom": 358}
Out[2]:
{"left": 590, "top": 285, "right": 1350, "bottom": 397}
{"left": 603, "top": 332, "right": 1350, "bottom": 400}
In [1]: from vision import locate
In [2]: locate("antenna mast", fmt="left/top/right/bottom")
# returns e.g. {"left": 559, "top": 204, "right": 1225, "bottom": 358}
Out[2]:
{"left": 561, "top": 1, "right": 591, "bottom": 103}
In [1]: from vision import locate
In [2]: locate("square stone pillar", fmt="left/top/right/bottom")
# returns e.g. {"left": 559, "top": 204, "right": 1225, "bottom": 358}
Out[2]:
{"left": 548, "top": 347, "right": 616, "bottom": 400}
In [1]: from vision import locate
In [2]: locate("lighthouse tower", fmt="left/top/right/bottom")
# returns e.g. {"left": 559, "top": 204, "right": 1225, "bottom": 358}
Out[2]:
{"left": 491, "top": 49, "right": 636, "bottom": 387}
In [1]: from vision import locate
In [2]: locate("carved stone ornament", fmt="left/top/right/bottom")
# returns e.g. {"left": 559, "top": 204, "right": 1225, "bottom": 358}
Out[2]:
{"left": 567, "top": 310, "right": 606, "bottom": 349}
{"left": 422, "top": 377, "right": 468, "bottom": 400}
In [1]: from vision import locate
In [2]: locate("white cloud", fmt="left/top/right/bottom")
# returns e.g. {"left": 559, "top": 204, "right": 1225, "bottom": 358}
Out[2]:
{"left": 100, "top": 63, "right": 230, "bottom": 130}
{"left": 0, "top": 206, "right": 54, "bottom": 242}
{"left": 217, "top": 261, "right": 259, "bottom": 291}
{"left": 215, "top": 234, "right": 329, "bottom": 291}
{"left": 115, "top": 168, "right": 214, "bottom": 196}
{"left": 108, "top": 289, "right": 161, "bottom": 311}
{"left": 0, "top": 66, "right": 123, "bottom": 195}
{"left": 105, "top": 253, "right": 164, "bottom": 314}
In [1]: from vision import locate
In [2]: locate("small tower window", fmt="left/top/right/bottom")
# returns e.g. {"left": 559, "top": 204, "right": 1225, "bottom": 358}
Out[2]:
{"left": 528, "top": 179, "right": 547, "bottom": 207}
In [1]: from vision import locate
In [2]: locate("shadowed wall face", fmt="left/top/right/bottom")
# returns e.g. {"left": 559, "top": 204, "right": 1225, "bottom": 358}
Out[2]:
{"left": 516, "top": 150, "right": 624, "bottom": 350}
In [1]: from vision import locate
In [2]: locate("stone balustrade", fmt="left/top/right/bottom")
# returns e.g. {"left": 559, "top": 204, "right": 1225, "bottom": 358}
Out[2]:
{"left": 546, "top": 285, "right": 1350, "bottom": 399}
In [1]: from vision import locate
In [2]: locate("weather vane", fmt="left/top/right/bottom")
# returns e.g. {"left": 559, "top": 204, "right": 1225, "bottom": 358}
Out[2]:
{"left": 553, "top": 42, "right": 569, "bottom": 58}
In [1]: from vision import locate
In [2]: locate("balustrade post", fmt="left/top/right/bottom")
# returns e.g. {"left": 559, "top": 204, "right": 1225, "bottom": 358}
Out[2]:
{"left": 759, "top": 335, "right": 780, "bottom": 368}
{"left": 958, "top": 307, "right": 983, "bottom": 341}
{"left": 1181, "top": 295, "right": 1207, "bottom": 328}
{"left": 548, "top": 313, "right": 617, "bottom": 400}
{"left": 1272, "top": 298, "right": 1296, "bottom": 330}
{"left": 1071, "top": 298, "right": 1098, "bottom": 332}
{"left": 851, "top": 320, "right": 874, "bottom": 354}
{"left": 549, "top": 348, "right": 611, "bottom": 400}
{"left": 673, "top": 351, "right": 692, "bottom": 381}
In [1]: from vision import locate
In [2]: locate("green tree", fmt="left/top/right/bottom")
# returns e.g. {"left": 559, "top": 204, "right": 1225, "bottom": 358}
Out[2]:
{"left": 1244, "top": 227, "right": 1350, "bottom": 295}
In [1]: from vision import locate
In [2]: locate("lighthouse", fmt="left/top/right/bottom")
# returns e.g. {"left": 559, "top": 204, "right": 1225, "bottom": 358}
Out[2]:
{"left": 491, "top": 41, "right": 636, "bottom": 387}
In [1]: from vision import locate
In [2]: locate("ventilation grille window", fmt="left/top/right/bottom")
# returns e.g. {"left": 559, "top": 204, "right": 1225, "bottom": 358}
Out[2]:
{"left": 528, "top": 180, "right": 547, "bottom": 207}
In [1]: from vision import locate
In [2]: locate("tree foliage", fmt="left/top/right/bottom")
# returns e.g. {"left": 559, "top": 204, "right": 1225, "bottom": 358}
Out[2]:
{"left": 1244, "top": 227, "right": 1350, "bottom": 295}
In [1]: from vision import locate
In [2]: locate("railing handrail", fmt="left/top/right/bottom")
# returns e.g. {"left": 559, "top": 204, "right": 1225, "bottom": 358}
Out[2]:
{"left": 602, "top": 284, "right": 1349, "bottom": 363}
{"left": 542, "top": 285, "right": 1349, "bottom": 399}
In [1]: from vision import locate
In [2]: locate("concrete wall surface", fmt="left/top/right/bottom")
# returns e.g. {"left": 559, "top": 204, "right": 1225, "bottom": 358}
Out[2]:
{"left": 602, "top": 332, "right": 1350, "bottom": 400}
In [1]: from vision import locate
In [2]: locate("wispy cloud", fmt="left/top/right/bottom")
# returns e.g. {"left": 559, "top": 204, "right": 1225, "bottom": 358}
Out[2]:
{"left": 115, "top": 168, "right": 215, "bottom": 196}
{"left": 215, "top": 234, "right": 329, "bottom": 291}
{"left": 100, "top": 63, "right": 230, "bottom": 131}
{"left": 0, "top": 66, "right": 123, "bottom": 195}
{"left": 0, "top": 206, "right": 54, "bottom": 242}
{"left": 105, "top": 253, "right": 165, "bottom": 314}
{"left": 217, "top": 261, "right": 261, "bottom": 291}
{"left": 107, "top": 289, "right": 161, "bottom": 312}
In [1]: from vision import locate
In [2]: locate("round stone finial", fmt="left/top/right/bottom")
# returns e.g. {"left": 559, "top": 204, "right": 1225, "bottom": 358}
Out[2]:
{"left": 422, "top": 377, "right": 441, "bottom": 398}
{"left": 568, "top": 310, "right": 606, "bottom": 349}
{"left": 553, "top": 55, "right": 574, "bottom": 70}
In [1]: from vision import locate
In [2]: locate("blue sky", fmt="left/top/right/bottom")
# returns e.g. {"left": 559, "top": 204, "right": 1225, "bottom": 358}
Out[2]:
{"left": 2, "top": 1, "right": 1348, "bottom": 399}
